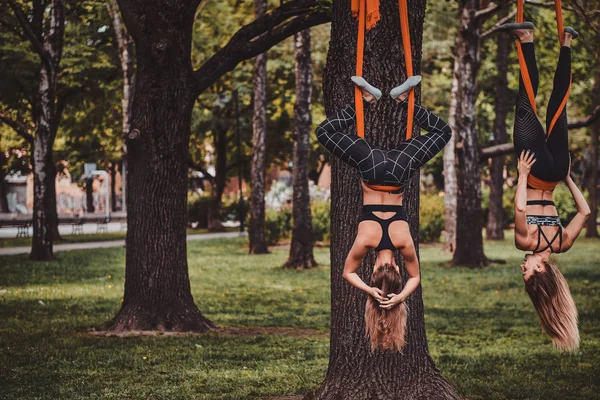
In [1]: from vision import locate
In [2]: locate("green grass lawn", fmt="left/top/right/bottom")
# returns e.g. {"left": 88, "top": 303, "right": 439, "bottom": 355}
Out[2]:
{"left": 0, "top": 227, "right": 238, "bottom": 248}
{"left": 0, "top": 234, "right": 599, "bottom": 399}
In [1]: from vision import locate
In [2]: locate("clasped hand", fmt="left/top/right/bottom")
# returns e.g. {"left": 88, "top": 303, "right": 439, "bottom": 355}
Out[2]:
{"left": 369, "top": 287, "right": 403, "bottom": 310}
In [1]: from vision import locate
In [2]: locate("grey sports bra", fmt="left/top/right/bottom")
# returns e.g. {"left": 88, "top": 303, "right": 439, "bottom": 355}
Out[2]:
{"left": 526, "top": 200, "right": 562, "bottom": 253}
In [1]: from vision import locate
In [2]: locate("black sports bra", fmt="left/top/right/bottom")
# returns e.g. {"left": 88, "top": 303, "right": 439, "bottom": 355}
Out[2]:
{"left": 526, "top": 200, "right": 562, "bottom": 253}
{"left": 359, "top": 204, "right": 407, "bottom": 251}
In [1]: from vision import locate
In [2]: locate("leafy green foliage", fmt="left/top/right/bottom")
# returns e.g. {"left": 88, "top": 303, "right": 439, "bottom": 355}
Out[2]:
{"left": 419, "top": 191, "right": 445, "bottom": 243}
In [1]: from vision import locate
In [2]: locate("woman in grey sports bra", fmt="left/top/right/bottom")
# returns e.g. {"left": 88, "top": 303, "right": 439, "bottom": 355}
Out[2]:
{"left": 506, "top": 24, "right": 591, "bottom": 352}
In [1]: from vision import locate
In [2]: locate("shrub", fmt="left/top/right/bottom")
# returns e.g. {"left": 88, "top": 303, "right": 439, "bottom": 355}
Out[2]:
{"left": 419, "top": 192, "right": 445, "bottom": 243}
{"left": 311, "top": 201, "right": 331, "bottom": 243}
{"left": 265, "top": 207, "right": 292, "bottom": 245}
{"left": 553, "top": 183, "right": 578, "bottom": 225}
{"left": 481, "top": 185, "right": 516, "bottom": 229}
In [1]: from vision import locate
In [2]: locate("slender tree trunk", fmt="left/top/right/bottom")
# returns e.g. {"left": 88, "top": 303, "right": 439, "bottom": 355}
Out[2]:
{"left": 486, "top": 15, "right": 510, "bottom": 241}
{"left": 311, "top": 1, "right": 458, "bottom": 398}
{"left": 208, "top": 122, "right": 227, "bottom": 232}
{"left": 285, "top": 29, "right": 316, "bottom": 269}
{"left": 25, "top": 0, "right": 65, "bottom": 261}
{"left": 0, "top": 166, "right": 9, "bottom": 213}
{"left": 249, "top": 0, "right": 269, "bottom": 254}
{"left": 107, "top": 0, "right": 135, "bottom": 214}
{"left": 449, "top": 0, "right": 488, "bottom": 267}
{"left": 86, "top": 177, "right": 95, "bottom": 213}
{"left": 443, "top": 87, "right": 458, "bottom": 253}
{"left": 109, "top": 0, "right": 215, "bottom": 332}
{"left": 110, "top": 163, "right": 118, "bottom": 211}
{"left": 586, "top": 55, "right": 599, "bottom": 237}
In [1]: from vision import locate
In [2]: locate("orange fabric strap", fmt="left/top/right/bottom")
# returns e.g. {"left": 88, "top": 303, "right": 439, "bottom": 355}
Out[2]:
{"left": 516, "top": 0, "right": 537, "bottom": 114}
{"left": 354, "top": 0, "right": 366, "bottom": 138}
{"left": 365, "top": 183, "right": 403, "bottom": 192}
{"left": 352, "top": 0, "right": 380, "bottom": 138}
{"left": 398, "top": 0, "right": 414, "bottom": 139}
{"left": 527, "top": 174, "right": 560, "bottom": 191}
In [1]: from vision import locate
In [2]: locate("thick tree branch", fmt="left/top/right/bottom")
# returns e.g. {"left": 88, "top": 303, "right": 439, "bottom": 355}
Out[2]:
{"left": 0, "top": 111, "right": 34, "bottom": 144}
{"left": 479, "top": 143, "right": 513, "bottom": 161}
{"left": 568, "top": 104, "right": 600, "bottom": 129}
{"left": 481, "top": 8, "right": 517, "bottom": 39}
{"left": 527, "top": 0, "right": 575, "bottom": 12}
{"left": 479, "top": 106, "right": 600, "bottom": 161}
{"left": 192, "top": 0, "right": 330, "bottom": 95}
{"left": 475, "top": 2, "right": 502, "bottom": 20}
{"left": 7, "top": 0, "right": 52, "bottom": 72}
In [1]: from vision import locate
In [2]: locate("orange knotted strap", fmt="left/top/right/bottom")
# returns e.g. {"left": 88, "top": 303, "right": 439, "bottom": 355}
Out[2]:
{"left": 398, "top": 0, "right": 414, "bottom": 139}
{"left": 516, "top": 0, "right": 537, "bottom": 115}
{"left": 352, "top": 0, "right": 380, "bottom": 138}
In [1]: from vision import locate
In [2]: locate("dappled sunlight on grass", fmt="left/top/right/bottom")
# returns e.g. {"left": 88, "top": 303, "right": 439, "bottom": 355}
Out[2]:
{"left": 0, "top": 234, "right": 599, "bottom": 399}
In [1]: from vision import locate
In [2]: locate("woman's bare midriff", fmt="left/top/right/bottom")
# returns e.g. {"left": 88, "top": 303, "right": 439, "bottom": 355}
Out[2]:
{"left": 361, "top": 181, "right": 404, "bottom": 220}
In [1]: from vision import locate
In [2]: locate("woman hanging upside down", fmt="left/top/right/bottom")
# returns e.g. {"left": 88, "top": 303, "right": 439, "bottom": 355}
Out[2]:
{"left": 316, "top": 75, "right": 452, "bottom": 351}
{"left": 497, "top": 22, "right": 590, "bottom": 351}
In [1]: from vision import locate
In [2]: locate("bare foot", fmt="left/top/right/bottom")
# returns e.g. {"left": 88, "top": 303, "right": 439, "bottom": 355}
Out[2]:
{"left": 360, "top": 88, "right": 377, "bottom": 104}
{"left": 563, "top": 32, "right": 572, "bottom": 48}
{"left": 513, "top": 29, "right": 533, "bottom": 43}
{"left": 394, "top": 91, "right": 409, "bottom": 103}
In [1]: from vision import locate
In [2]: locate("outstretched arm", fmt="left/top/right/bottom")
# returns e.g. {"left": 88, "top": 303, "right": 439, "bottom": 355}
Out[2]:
{"left": 514, "top": 150, "right": 535, "bottom": 249}
{"left": 342, "top": 239, "right": 383, "bottom": 301}
{"left": 379, "top": 239, "right": 421, "bottom": 310}
{"left": 563, "top": 175, "right": 591, "bottom": 248}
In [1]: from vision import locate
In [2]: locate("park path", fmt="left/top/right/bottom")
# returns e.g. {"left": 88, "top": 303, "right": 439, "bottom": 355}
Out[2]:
{"left": 0, "top": 231, "right": 243, "bottom": 256}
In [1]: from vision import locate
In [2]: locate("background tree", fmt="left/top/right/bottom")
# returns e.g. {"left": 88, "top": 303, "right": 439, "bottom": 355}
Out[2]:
{"left": 1, "top": 0, "right": 66, "bottom": 260}
{"left": 312, "top": 1, "right": 458, "bottom": 398}
{"left": 284, "top": 28, "right": 316, "bottom": 269}
{"left": 486, "top": 8, "right": 511, "bottom": 241}
{"left": 108, "top": 0, "right": 329, "bottom": 331}
{"left": 249, "top": 0, "right": 269, "bottom": 254}
{"left": 106, "top": 0, "right": 135, "bottom": 213}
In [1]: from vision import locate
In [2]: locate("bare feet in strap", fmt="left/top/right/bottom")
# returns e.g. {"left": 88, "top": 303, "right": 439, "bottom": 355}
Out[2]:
{"left": 351, "top": 76, "right": 382, "bottom": 104}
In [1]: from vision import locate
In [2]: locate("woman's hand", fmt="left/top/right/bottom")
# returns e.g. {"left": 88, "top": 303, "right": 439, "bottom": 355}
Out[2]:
{"left": 379, "top": 293, "right": 403, "bottom": 310}
{"left": 369, "top": 287, "right": 384, "bottom": 302}
{"left": 517, "top": 150, "right": 536, "bottom": 177}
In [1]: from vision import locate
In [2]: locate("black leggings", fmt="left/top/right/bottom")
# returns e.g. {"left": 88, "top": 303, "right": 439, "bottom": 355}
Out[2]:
{"left": 513, "top": 43, "right": 571, "bottom": 183}
{"left": 316, "top": 101, "right": 452, "bottom": 187}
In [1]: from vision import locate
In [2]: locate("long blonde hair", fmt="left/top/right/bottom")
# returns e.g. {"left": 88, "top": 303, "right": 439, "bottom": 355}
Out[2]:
{"left": 525, "top": 260, "right": 579, "bottom": 352}
{"left": 364, "top": 264, "right": 408, "bottom": 352}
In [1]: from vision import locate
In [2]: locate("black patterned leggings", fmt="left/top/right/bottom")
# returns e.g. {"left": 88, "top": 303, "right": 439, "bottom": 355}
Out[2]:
{"left": 513, "top": 43, "right": 571, "bottom": 182}
{"left": 316, "top": 101, "right": 452, "bottom": 187}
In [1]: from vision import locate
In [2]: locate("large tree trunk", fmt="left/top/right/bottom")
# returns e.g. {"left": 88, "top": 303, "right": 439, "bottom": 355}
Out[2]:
{"left": 311, "top": 1, "right": 458, "bottom": 398}
{"left": 26, "top": 0, "right": 65, "bottom": 261}
{"left": 248, "top": 0, "right": 269, "bottom": 254}
{"left": 109, "top": 0, "right": 215, "bottom": 332}
{"left": 107, "top": 0, "right": 135, "bottom": 214}
{"left": 586, "top": 50, "right": 599, "bottom": 238}
{"left": 0, "top": 167, "right": 9, "bottom": 213}
{"left": 449, "top": 0, "right": 488, "bottom": 267}
{"left": 486, "top": 14, "right": 510, "bottom": 241}
{"left": 284, "top": 29, "right": 316, "bottom": 269}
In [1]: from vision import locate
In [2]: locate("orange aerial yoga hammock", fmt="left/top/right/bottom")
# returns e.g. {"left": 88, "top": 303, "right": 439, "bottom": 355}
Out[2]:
{"left": 515, "top": 0, "right": 570, "bottom": 191}
{"left": 515, "top": 0, "right": 569, "bottom": 136}
{"left": 351, "top": 0, "right": 415, "bottom": 140}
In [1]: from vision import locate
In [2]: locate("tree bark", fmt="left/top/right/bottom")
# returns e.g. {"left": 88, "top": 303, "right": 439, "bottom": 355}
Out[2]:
{"left": 107, "top": 0, "right": 329, "bottom": 332}
{"left": 249, "top": 0, "right": 269, "bottom": 254}
{"left": 109, "top": 0, "right": 215, "bottom": 332}
{"left": 448, "top": 0, "right": 489, "bottom": 267}
{"left": 311, "top": 1, "right": 458, "bottom": 398}
{"left": 284, "top": 28, "right": 316, "bottom": 269}
{"left": 9, "top": 0, "right": 67, "bottom": 261}
{"left": 486, "top": 12, "right": 510, "bottom": 241}
{"left": 85, "top": 177, "right": 95, "bottom": 213}
{"left": 107, "top": 0, "right": 135, "bottom": 214}
{"left": 586, "top": 50, "right": 600, "bottom": 238}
